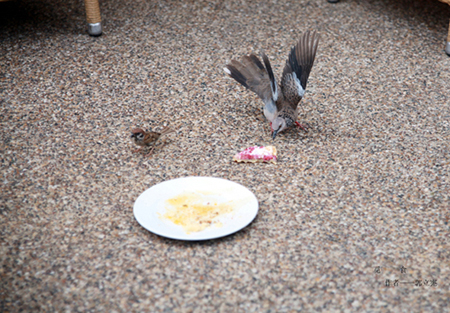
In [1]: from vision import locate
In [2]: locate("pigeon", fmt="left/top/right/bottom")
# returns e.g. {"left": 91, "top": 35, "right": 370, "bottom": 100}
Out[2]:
{"left": 224, "top": 31, "right": 320, "bottom": 139}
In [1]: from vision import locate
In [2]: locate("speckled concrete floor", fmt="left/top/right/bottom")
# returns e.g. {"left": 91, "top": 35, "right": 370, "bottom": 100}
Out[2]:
{"left": 1, "top": 0, "right": 450, "bottom": 311}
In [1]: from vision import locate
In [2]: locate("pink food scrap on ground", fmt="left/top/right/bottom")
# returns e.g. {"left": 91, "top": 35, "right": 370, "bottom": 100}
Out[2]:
{"left": 233, "top": 146, "right": 277, "bottom": 163}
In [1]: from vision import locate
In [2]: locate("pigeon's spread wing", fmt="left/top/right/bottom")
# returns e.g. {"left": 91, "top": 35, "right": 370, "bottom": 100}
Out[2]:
{"left": 224, "top": 53, "right": 278, "bottom": 113}
{"left": 281, "top": 31, "right": 320, "bottom": 109}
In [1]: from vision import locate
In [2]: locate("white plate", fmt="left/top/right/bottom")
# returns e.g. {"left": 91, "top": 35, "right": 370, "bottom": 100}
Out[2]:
{"left": 133, "top": 177, "right": 259, "bottom": 241}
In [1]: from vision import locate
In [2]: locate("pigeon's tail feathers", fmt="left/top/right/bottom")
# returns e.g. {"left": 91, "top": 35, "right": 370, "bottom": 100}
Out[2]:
{"left": 224, "top": 53, "right": 277, "bottom": 110}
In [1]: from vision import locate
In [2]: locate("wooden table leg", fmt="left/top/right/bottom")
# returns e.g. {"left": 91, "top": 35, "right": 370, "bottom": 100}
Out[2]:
{"left": 84, "top": 0, "right": 102, "bottom": 36}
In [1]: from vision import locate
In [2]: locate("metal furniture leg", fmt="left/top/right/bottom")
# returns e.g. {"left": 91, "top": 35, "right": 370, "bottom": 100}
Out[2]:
{"left": 84, "top": 0, "right": 102, "bottom": 36}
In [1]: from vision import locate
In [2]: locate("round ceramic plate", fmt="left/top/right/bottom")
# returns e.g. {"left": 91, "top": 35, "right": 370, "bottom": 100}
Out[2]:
{"left": 133, "top": 177, "right": 259, "bottom": 241}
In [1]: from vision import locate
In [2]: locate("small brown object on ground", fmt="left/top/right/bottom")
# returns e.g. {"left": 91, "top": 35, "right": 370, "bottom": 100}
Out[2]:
{"left": 130, "top": 126, "right": 175, "bottom": 157}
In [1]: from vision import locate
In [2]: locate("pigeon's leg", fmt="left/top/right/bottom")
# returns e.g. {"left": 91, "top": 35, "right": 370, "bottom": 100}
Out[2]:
{"left": 132, "top": 147, "right": 143, "bottom": 153}
{"left": 270, "top": 122, "right": 274, "bottom": 132}
{"left": 295, "top": 121, "right": 309, "bottom": 132}
{"left": 144, "top": 141, "right": 159, "bottom": 157}
{"left": 144, "top": 148, "right": 155, "bottom": 157}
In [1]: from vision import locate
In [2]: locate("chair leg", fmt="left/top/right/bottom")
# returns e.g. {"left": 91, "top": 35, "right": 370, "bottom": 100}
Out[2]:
{"left": 446, "top": 20, "right": 450, "bottom": 56}
{"left": 84, "top": 0, "right": 102, "bottom": 36}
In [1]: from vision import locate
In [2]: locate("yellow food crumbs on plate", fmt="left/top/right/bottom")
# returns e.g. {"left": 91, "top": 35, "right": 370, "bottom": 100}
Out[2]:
{"left": 159, "top": 192, "right": 234, "bottom": 234}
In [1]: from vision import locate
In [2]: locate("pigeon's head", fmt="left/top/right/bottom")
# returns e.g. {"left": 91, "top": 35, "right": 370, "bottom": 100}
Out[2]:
{"left": 272, "top": 117, "right": 289, "bottom": 140}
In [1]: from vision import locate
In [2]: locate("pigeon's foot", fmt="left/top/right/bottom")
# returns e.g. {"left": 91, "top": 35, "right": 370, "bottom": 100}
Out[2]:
{"left": 295, "top": 121, "right": 309, "bottom": 132}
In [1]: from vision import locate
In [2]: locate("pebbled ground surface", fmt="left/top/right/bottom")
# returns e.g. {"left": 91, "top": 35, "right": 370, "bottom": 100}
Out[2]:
{"left": 1, "top": 0, "right": 450, "bottom": 311}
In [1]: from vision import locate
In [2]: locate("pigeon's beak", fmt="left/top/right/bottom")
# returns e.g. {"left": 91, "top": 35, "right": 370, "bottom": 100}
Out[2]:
{"left": 272, "top": 129, "right": 278, "bottom": 140}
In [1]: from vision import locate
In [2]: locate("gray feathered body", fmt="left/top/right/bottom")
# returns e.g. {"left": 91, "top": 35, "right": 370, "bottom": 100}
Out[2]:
{"left": 224, "top": 31, "right": 320, "bottom": 138}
